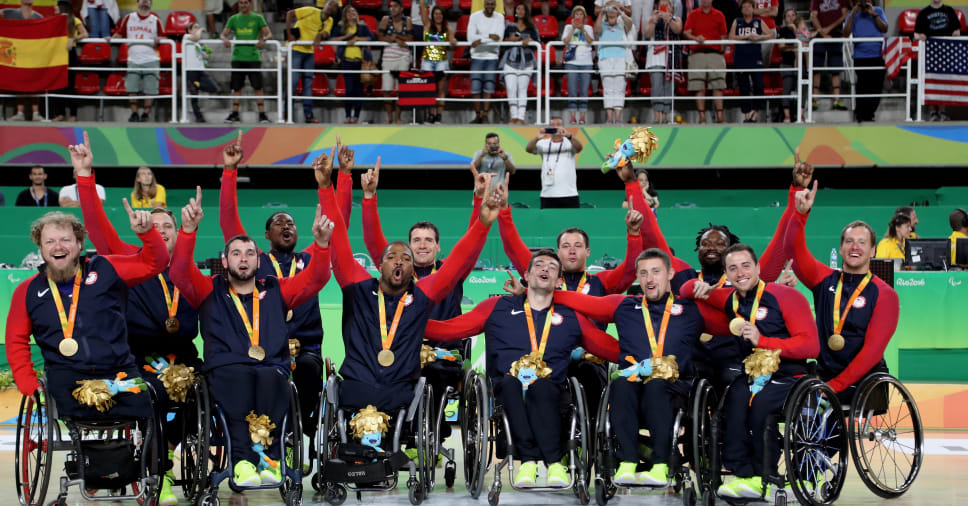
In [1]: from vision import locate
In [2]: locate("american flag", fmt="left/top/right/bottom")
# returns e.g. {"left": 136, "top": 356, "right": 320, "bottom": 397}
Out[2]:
{"left": 924, "top": 38, "right": 968, "bottom": 106}
{"left": 882, "top": 37, "right": 913, "bottom": 80}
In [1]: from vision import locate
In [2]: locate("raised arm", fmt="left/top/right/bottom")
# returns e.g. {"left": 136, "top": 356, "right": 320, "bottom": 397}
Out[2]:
{"left": 595, "top": 210, "right": 644, "bottom": 294}
{"left": 620, "top": 171, "right": 692, "bottom": 273}
{"left": 316, "top": 152, "right": 370, "bottom": 287}
{"left": 170, "top": 186, "right": 214, "bottom": 308}
{"left": 102, "top": 199, "right": 169, "bottom": 287}
{"left": 678, "top": 278, "right": 734, "bottom": 313}
{"left": 424, "top": 295, "right": 498, "bottom": 341}
{"left": 5, "top": 280, "right": 38, "bottom": 395}
{"left": 826, "top": 281, "right": 898, "bottom": 393}
{"left": 756, "top": 285, "right": 820, "bottom": 360}
{"left": 336, "top": 137, "right": 355, "bottom": 225}
{"left": 218, "top": 131, "right": 247, "bottom": 241}
{"left": 785, "top": 180, "right": 831, "bottom": 289}
{"left": 497, "top": 207, "right": 531, "bottom": 277}
{"left": 577, "top": 314, "right": 620, "bottom": 363}
{"left": 360, "top": 161, "right": 389, "bottom": 264}
{"left": 760, "top": 154, "right": 814, "bottom": 281}
{"left": 280, "top": 209, "right": 333, "bottom": 308}
{"left": 552, "top": 291, "right": 623, "bottom": 323}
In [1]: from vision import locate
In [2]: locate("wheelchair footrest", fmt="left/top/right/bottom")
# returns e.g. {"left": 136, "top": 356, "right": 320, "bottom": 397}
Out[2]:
{"left": 323, "top": 451, "right": 411, "bottom": 483}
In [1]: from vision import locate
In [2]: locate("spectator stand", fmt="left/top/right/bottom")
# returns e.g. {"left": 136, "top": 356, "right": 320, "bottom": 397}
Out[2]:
{"left": 178, "top": 39, "right": 284, "bottom": 123}
{"left": 283, "top": 40, "right": 543, "bottom": 124}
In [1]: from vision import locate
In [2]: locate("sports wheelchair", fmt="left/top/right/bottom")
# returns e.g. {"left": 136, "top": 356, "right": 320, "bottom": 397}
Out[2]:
{"left": 421, "top": 339, "right": 476, "bottom": 490}
{"left": 692, "top": 371, "right": 849, "bottom": 506}
{"left": 179, "top": 376, "right": 304, "bottom": 506}
{"left": 592, "top": 376, "right": 700, "bottom": 506}
{"left": 460, "top": 371, "right": 593, "bottom": 506}
{"left": 15, "top": 378, "right": 164, "bottom": 506}
{"left": 311, "top": 375, "right": 437, "bottom": 505}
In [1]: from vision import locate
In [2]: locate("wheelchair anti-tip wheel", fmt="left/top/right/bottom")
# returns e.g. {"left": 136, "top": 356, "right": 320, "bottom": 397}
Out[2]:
{"left": 15, "top": 388, "right": 53, "bottom": 506}
{"left": 848, "top": 373, "right": 923, "bottom": 499}
{"left": 783, "top": 378, "right": 848, "bottom": 506}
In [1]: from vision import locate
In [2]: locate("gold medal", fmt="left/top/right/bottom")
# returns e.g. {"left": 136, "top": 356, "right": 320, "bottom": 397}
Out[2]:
{"left": 286, "top": 309, "right": 293, "bottom": 322}
{"left": 248, "top": 345, "right": 266, "bottom": 361}
{"left": 165, "top": 317, "right": 180, "bottom": 333}
{"left": 59, "top": 338, "right": 78, "bottom": 357}
{"left": 828, "top": 334, "right": 845, "bottom": 351}
{"left": 700, "top": 333, "right": 713, "bottom": 343}
{"left": 377, "top": 349, "right": 395, "bottom": 367}
{"left": 729, "top": 317, "right": 746, "bottom": 336}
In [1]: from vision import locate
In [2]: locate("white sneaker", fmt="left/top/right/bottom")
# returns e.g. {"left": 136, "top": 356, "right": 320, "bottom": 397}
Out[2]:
{"left": 10, "top": 112, "right": 25, "bottom": 121}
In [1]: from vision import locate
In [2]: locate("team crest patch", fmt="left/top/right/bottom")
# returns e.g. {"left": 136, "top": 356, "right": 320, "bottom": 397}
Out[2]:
{"left": 84, "top": 272, "right": 98, "bottom": 285}
{"left": 755, "top": 307, "right": 769, "bottom": 320}
{"left": 404, "top": 294, "right": 414, "bottom": 306}
{"left": 852, "top": 296, "right": 867, "bottom": 309}
{"left": 258, "top": 291, "right": 266, "bottom": 300}
{"left": 581, "top": 284, "right": 591, "bottom": 294}
{"left": 551, "top": 312, "right": 563, "bottom": 325}
{"left": 670, "top": 304, "right": 683, "bottom": 316}
{"left": 297, "top": 258, "right": 305, "bottom": 270}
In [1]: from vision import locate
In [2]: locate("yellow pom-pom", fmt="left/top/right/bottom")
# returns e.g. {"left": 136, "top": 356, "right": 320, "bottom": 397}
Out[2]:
{"left": 72, "top": 379, "right": 116, "bottom": 413}
{"left": 627, "top": 127, "right": 659, "bottom": 165}
{"left": 743, "top": 348, "right": 782, "bottom": 379}
{"left": 158, "top": 362, "right": 196, "bottom": 403}
{"left": 420, "top": 344, "right": 438, "bottom": 368}
{"left": 649, "top": 355, "right": 679, "bottom": 382}
{"left": 245, "top": 411, "right": 277, "bottom": 447}
{"left": 349, "top": 405, "right": 390, "bottom": 440}
{"left": 509, "top": 351, "right": 553, "bottom": 379}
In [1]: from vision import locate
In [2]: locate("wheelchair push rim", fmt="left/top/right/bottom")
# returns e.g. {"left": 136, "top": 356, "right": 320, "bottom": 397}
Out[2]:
{"left": 848, "top": 373, "right": 924, "bottom": 499}
{"left": 783, "top": 378, "right": 848, "bottom": 506}
{"left": 15, "top": 390, "right": 53, "bottom": 506}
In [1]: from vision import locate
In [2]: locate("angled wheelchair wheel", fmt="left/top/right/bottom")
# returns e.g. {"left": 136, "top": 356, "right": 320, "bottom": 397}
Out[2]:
{"left": 848, "top": 373, "right": 923, "bottom": 498}
{"left": 593, "top": 382, "right": 616, "bottom": 506}
{"left": 15, "top": 388, "right": 53, "bottom": 506}
{"left": 416, "top": 382, "right": 436, "bottom": 494}
{"left": 783, "top": 378, "right": 848, "bottom": 506}
{"left": 313, "top": 379, "right": 340, "bottom": 495}
{"left": 280, "top": 382, "right": 304, "bottom": 503}
{"left": 689, "top": 378, "right": 720, "bottom": 497}
{"left": 569, "top": 377, "right": 592, "bottom": 504}
{"left": 180, "top": 379, "right": 211, "bottom": 503}
{"left": 459, "top": 372, "right": 488, "bottom": 499}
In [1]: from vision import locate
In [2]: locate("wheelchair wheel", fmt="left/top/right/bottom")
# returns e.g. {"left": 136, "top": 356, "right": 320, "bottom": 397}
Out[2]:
{"left": 280, "top": 382, "right": 304, "bottom": 503}
{"left": 415, "top": 382, "right": 436, "bottom": 494}
{"left": 689, "top": 378, "right": 719, "bottom": 497}
{"left": 783, "top": 378, "right": 848, "bottom": 506}
{"left": 569, "top": 377, "right": 592, "bottom": 504}
{"left": 313, "top": 380, "right": 339, "bottom": 495}
{"left": 848, "top": 373, "right": 923, "bottom": 498}
{"left": 593, "top": 382, "right": 616, "bottom": 506}
{"left": 180, "top": 379, "right": 211, "bottom": 503}
{"left": 15, "top": 389, "right": 53, "bottom": 506}
{"left": 459, "top": 371, "right": 488, "bottom": 499}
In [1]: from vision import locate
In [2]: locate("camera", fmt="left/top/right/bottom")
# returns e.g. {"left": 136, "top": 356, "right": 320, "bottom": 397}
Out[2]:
{"left": 543, "top": 127, "right": 558, "bottom": 134}
{"left": 489, "top": 145, "right": 499, "bottom": 152}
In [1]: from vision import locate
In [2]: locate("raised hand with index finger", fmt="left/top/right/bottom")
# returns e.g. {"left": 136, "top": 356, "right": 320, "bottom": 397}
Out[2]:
{"left": 795, "top": 180, "right": 818, "bottom": 215}
{"left": 68, "top": 131, "right": 94, "bottom": 177}
{"left": 337, "top": 135, "right": 355, "bottom": 174}
{"left": 223, "top": 130, "right": 244, "bottom": 169}
{"left": 125, "top": 197, "right": 153, "bottom": 234}
{"left": 792, "top": 146, "right": 813, "bottom": 189}
{"left": 180, "top": 186, "right": 205, "bottom": 233}
{"left": 313, "top": 146, "right": 336, "bottom": 188}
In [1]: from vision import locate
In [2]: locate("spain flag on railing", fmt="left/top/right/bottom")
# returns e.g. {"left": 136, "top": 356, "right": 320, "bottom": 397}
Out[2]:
{"left": 0, "top": 15, "right": 67, "bottom": 92}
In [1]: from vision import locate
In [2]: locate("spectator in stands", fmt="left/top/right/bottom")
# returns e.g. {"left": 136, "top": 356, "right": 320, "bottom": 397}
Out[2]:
{"left": 561, "top": 6, "right": 595, "bottom": 125}
{"left": 420, "top": 5, "right": 456, "bottom": 124}
{"left": 752, "top": 0, "right": 778, "bottom": 38}
{"left": 810, "top": 0, "right": 848, "bottom": 111}
{"left": 112, "top": 0, "right": 164, "bottom": 123}
{"left": 950, "top": 208, "right": 968, "bottom": 266}
{"left": 411, "top": 0, "right": 434, "bottom": 39}
{"left": 842, "top": 0, "right": 887, "bottom": 122}
{"left": 730, "top": 0, "right": 769, "bottom": 122}
{"left": 52, "top": 0, "right": 88, "bottom": 122}
{"left": 644, "top": 0, "right": 682, "bottom": 124}
{"left": 287, "top": 0, "right": 331, "bottom": 123}
{"left": 596, "top": 3, "right": 633, "bottom": 124}
{"left": 3, "top": 0, "right": 43, "bottom": 121}
{"left": 331, "top": 5, "right": 375, "bottom": 123}
{"left": 471, "top": 132, "right": 516, "bottom": 186}
{"left": 895, "top": 205, "right": 919, "bottom": 237}
{"left": 914, "top": 0, "right": 961, "bottom": 121}
{"left": 777, "top": 8, "right": 808, "bottom": 122}
{"left": 59, "top": 168, "right": 106, "bottom": 207}
{"left": 875, "top": 211, "right": 912, "bottom": 259}
{"left": 378, "top": 0, "right": 414, "bottom": 124}
{"left": 621, "top": 167, "right": 660, "bottom": 211}
{"left": 15, "top": 167, "right": 60, "bottom": 207}
{"left": 130, "top": 166, "right": 167, "bottom": 208}
{"left": 501, "top": 3, "right": 540, "bottom": 124}
{"left": 594, "top": 0, "right": 632, "bottom": 18}
{"left": 468, "top": 0, "right": 505, "bottom": 124}
{"left": 683, "top": 0, "right": 728, "bottom": 123}
{"left": 185, "top": 22, "right": 219, "bottom": 122}
{"left": 221, "top": 0, "right": 273, "bottom": 123}
{"left": 81, "top": 0, "right": 119, "bottom": 38}
{"left": 204, "top": 0, "right": 224, "bottom": 36}
{"left": 526, "top": 116, "right": 584, "bottom": 208}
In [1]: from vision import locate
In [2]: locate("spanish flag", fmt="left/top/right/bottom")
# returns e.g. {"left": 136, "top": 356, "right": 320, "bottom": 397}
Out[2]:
{"left": 0, "top": 15, "right": 68, "bottom": 93}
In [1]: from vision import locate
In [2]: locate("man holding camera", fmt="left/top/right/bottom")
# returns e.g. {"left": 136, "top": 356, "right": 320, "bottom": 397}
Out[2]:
{"left": 842, "top": 0, "right": 887, "bottom": 122}
{"left": 525, "top": 117, "right": 584, "bottom": 209}
{"left": 471, "top": 133, "right": 516, "bottom": 188}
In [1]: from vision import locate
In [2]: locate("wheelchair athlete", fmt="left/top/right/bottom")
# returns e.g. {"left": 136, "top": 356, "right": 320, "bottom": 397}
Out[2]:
{"left": 170, "top": 190, "right": 333, "bottom": 487}
{"left": 425, "top": 249, "right": 620, "bottom": 488}
{"left": 680, "top": 244, "right": 819, "bottom": 499}
{"left": 553, "top": 248, "right": 713, "bottom": 486}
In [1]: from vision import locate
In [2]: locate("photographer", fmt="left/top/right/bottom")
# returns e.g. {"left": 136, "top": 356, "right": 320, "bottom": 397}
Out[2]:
{"left": 471, "top": 133, "right": 516, "bottom": 187}
{"left": 525, "top": 117, "right": 584, "bottom": 209}
{"left": 842, "top": 0, "right": 888, "bottom": 122}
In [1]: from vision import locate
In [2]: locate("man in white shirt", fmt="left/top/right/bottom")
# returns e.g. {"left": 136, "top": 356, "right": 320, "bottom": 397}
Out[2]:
{"left": 59, "top": 168, "right": 107, "bottom": 207}
{"left": 467, "top": 0, "right": 505, "bottom": 123}
{"left": 525, "top": 116, "right": 584, "bottom": 209}
{"left": 112, "top": 0, "right": 165, "bottom": 123}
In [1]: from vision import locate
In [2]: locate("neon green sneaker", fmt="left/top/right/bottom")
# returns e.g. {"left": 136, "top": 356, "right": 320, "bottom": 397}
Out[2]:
{"left": 718, "top": 476, "right": 761, "bottom": 498}
{"left": 514, "top": 461, "right": 538, "bottom": 488}
{"left": 233, "top": 460, "right": 261, "bottom": 487}
{"left": 637, "top": 462, "right": 669, "bottom": 486}
{"left": 260, "top": 463, "right": 282, "bottom": 485}
{"left": 404, "top": 447, "right": 418, "bottom": 461}
{"left": 614, "top": 462, "right": 638, "bottom": 486}
{"left": 159, "top": 472, "right": 177, "bottom": 506}
{"left": 546, "top": 462, "right": 569, "bottom": 487}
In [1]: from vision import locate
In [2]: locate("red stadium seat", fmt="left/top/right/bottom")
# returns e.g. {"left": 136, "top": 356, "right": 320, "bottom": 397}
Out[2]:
{"left": 314, "top": 44, "right": 336, "bottom": 66}
{"left": 723, "top": 44, "right": 733, "bottom": 65}
{"left": 505, "top": 14, "right": 514, "bottom": 24}
{"left": 436, "top": 0, "right": 453, "bottom": 9}
{"left": 312, "top": 74, "right": 330, "bottom": 95}
{"left": 333, "top": 74, "right": 346, "bottom": 96}
{"left": 533, "top": 14, "right": 559, "bottom": 40}
{"left": 451, "top": 45, "right": 471, "bottom": 67}
{"left": 79, "top": 42, "right": 111, "bottom": 64}
{"left": 159, "top": 43, "right": 173, "bottom": 65}
{"left": 897, "top": 9, "right": 919, "bottom": 36}
{"left": 158, "top": 72, "right": 173, "bottom": 94}
{"left": 74, "top": 72, "right": 101, "bottom": 94}
{"left": 459, "top": 0, "right": 472, "bottom": 11}
{"left": 492, "top": 81, "right": 507, "bottom": 98}
{"left": 637, "top": 73, "right": 650, "bottom": 96}
{"left": 164, "top": 11, "right": 196, "bottom": 37}
{"left": 769, "top": 44, "right": 783, "bottom": 65}
{"left": 957, "top": 9, "right": 967, "bottom": 32}
{"left": 455, "top": 15, "right": 470, "bottom": 40}
{"left": 359, "top": 14, "right": 379, "bottom": 33}
{"left": 116, "top": 43, "right": 128, "bottom": 64}
{"left": 403, "top": 0, "right": 412, "bottom": 10}
{"left": 544, "top": 43, "right": 557, "bottom": 66}
{"left": 352, "top": 0, "right": 383, "bottom": 9}
{"left": 104, "top": 73, "right": 127, "bottom": 95}
{"left": 447, "top": 73, "right": 472, "bottom": 98}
